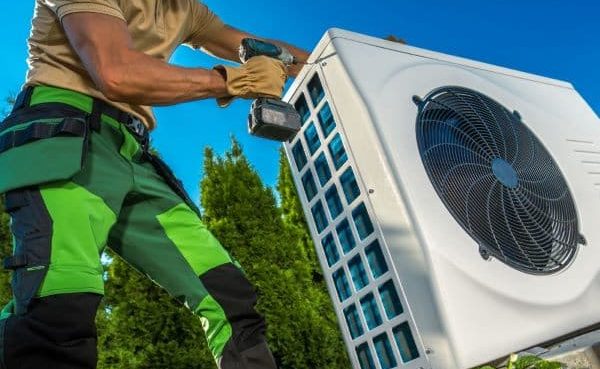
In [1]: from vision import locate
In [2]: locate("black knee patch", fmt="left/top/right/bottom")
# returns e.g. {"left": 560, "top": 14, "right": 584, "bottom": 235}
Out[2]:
{"left": 3, "top": 188, "right": 52, "bottom": 316}
{"left": 219, "top": 340, "right": 278, "bottom": 369}
{"left": 201, "top": 264, "right": 278, "bottom": 369}
{"left": 2, "top": 293, "right": 102, "bottom": 369}
{"left": 200, "top": 263, "right": 266, "bottom": 352}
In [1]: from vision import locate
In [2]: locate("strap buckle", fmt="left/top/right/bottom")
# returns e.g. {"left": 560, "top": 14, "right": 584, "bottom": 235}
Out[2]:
{"left": 125, "top": 118, "right": 149, "bottom": 149}
{"left": 90, "top": 98, "right": 150, "bottom": 149}
{"left": 128, "top": 118, "right": 147, "bottom": 138}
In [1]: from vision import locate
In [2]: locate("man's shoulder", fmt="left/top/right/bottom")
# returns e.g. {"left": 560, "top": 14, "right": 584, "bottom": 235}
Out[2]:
{"left": 120, "top": 0, "right": 199, "bottom": 19}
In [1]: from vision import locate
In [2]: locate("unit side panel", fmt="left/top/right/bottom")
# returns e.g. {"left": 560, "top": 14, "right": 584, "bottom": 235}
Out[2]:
{"left": 284, "top": 65, "right": 360, "bottom": 369}
{"left": 320, "top": 46, "right": 459, "bottom": 369}
{"left": 284, "top": 47, "right": 443, "bottom": 369}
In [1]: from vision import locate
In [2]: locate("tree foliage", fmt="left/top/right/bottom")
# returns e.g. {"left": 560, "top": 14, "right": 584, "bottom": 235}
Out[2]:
{"left": 97, "top": 253, "right": 215, "bottom": 369}
{"left": 276, "top": 148, "right": 350, "bottom": 366}
{"left": 0, "top": 97, "right": 14, "bottom": 307}
{"left": 479, "top": 355, "right": 563, "bottom": 369}
{"left": 201, "top": 139, "right": 349, "bottom": 369}
{"left": 0, "top": 199, "right": 12, "bottom": 307}
{"left": 276, "top": 148, "right": 321, "bottom": 277}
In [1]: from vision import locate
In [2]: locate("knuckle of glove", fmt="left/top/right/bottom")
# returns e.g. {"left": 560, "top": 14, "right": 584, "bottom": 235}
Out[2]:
{"left": 264, "top": 78, "right": 284, "bottom": 98}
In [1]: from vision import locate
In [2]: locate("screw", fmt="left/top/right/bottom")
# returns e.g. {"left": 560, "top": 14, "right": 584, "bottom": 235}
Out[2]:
{"left": 321, "top": 61, "right": 328, "bottom": 67}
{"left": 425, "top": 348, "right": 434, "bottom": 355}
{"left": 368, "top": 189, "right": 375, "bottom": 194}
{"left": 479, "top": 246, "right": 491, "bottom": 261}
{"left": 412, "top": 95, "right": 423, "bottom": 106}
{"left": 513, "top": 110, "right": 522, "bottom": 121}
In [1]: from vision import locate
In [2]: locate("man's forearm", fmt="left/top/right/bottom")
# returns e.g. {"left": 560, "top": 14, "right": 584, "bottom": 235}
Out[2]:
{"left": 63, "top": 13, "right": 304, "bottom": 106}
{"left": 94, "top": 49, "right": 228, "bottom": 106}
{"left": 63, "top": 12, "right": 228, "bottom": 106}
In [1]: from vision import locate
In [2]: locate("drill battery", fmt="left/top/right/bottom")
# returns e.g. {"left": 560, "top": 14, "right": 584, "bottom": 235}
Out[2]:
{"left": 248, "top": 98, "right": 301, "bottom": 142}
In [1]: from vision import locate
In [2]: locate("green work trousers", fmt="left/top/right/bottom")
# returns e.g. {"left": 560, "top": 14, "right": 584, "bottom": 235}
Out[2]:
{"left": 0, "top": 86, "right": 277, "bottom": 369}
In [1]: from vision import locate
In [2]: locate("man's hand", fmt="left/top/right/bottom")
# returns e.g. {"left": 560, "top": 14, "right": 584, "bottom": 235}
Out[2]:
{"left": 62, "top": 12, "right": 229, "bottom": 105}
{"left": 214, "top": 56, "right": 287, "bottom": 107}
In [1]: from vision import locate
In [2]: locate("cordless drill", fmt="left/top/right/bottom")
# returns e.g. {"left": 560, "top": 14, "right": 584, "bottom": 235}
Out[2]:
{"left": 240, "top": 38, "right": 302, "bottom": 142}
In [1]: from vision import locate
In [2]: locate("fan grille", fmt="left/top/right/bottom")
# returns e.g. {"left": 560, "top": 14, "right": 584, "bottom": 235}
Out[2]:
{"left": 415, "top": 86, "right": 581, "bottom": 275}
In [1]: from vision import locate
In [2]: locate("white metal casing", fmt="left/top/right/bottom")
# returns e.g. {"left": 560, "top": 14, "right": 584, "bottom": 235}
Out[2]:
{"left": 283, "top": 28, "right": 600, "bottom": 369}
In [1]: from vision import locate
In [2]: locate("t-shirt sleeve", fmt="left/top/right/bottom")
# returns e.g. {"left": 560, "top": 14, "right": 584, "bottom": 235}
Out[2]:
{"left": 43, "top": 0, "right": 125, "bottom": 22}
{"left": 184, "top": 0, "right": 226, "bottom": 48}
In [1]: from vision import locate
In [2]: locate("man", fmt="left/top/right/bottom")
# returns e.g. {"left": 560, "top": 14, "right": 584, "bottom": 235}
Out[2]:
{"left": 0, "top": 1, "right": 309, "bottom": 368}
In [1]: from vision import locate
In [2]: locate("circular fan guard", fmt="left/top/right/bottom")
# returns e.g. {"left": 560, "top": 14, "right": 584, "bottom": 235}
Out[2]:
{"left": 415, "top": 86, "right": 582, "bottom": 275}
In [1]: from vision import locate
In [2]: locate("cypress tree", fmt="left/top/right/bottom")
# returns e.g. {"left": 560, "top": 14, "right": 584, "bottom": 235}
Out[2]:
{"left": 276, "top": 148, "right": 321, "bottom": 281}
{"left": 201, "top": 139, "right": 350, "bottom": 369}
{"left": 276, "top": 148, "right": 351, "bottom": 368}
{"left": 0, "top": 97, "right": 15, "bottom": 306}
{"left": 97, "top": 255, "right": 215, "bottom": 369}
{"left": 0, "top": 199, "right": 12, "bottom": 307}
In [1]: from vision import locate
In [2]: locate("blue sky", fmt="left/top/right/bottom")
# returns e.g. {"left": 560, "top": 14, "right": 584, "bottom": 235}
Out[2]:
{"left": 1, "top": 1, "right": 598, "bottom": 204}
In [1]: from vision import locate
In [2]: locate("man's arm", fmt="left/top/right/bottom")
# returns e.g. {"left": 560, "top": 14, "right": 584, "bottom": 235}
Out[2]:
{"left": 199, "top": 25, "right": 310, "bottom": 78}
{"left": 62, "top": 12, "right": 230, "bottom": 105}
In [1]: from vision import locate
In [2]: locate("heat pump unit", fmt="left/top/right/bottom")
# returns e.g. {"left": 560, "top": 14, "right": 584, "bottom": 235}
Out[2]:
{"left": 282, "top": 29, "right": 600, "bottom": 369}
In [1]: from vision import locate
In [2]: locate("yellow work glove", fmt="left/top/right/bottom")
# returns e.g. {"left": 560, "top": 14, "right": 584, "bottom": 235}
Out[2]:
{"left": 214, "top": 55, "right": 287, "bottom": 108}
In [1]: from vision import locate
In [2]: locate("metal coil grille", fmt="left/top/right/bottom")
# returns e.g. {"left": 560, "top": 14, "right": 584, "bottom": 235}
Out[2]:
{"left": 415, "top": 86, "right": 581, "bottom": 275}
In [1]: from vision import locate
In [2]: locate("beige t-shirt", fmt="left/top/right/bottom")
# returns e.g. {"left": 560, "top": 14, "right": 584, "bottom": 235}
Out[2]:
{"left": 26, "top": 0, "right": 225, "bottom": 129}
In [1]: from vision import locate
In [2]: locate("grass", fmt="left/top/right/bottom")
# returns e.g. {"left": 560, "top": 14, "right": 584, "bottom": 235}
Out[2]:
{"left": 478, "top": 354, "right": 563, "bottom": 369}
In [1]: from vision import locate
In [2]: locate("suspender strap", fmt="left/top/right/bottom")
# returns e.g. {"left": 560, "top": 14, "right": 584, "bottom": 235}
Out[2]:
{"left": 89, "top": 99, "right": 102, "bottom": 132}
{"left": 0, "top": 117, "right": 87, "bottom": 155}
{"left": 13, "top": 86, "right": 34, "bottom": 111}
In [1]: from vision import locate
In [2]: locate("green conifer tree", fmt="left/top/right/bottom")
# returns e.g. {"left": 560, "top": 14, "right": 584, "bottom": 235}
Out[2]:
{"left": 0, "top": 96, "right": 15, "bottom": 306}
{"left": 200, "top": 139, "right": 350, "bottom": 369}
{"left": 0, "top": 199, "right": 12, "bottom": 307}
{"left": 276, "top": 148, "right": 350, "bottom": 368}
{"left": 276, "top": 148, "right": 322, "bottom": 281}
{"left": 97, "top": 254, "right": 215, "bottom": 369}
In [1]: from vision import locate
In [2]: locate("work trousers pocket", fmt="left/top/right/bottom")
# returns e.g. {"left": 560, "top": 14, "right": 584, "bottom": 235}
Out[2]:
{"left": 0, "top": 104, "right": 92, "bottom": 195}
{"left": 3, "top": 188, "right": 53, "bottom": 316}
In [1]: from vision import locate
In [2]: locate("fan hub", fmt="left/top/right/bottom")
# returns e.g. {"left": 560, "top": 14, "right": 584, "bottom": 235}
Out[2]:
{"left": 491, "top": 158, "right": 518, "bottom": 189}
